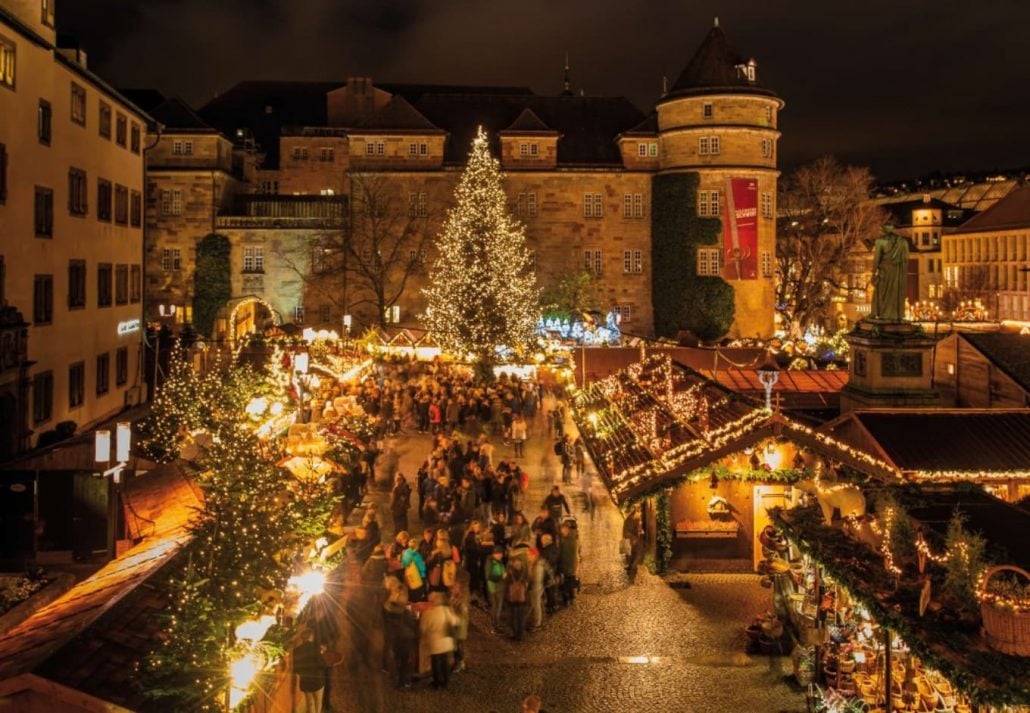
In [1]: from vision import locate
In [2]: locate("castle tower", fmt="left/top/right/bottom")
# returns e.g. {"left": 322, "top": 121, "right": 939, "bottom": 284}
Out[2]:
{"left": 654, "top": 20, "right": 783, "bottom": 338}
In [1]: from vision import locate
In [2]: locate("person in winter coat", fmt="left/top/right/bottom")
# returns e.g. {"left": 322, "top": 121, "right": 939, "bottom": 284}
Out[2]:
{"left": 557, "top": 522, "right": 580, "bottom": 606}
{"left": 484, "top": 546, "right": 507, "bottom": 630}
{"left": 543, "top": 485, "right": 571, "bottom": 524}
{"left": 419, "top": 591, "right": 459, "bottom": 689}
{"left": 503, "top": 558, "right": 529, "bottom": 641}
{"left": 382, "top": 586, "right": 418, "bottom": 689}
{"left": 528, "top": 549, "right": 550, "bottom": 631}
{"left": 463, "top": 521, "right": 486, "bottom": 602}
{"left": 386, "top": 531, "right": 408, "bottom": 582}
{"left": 511, "top": 413, "right": 527, "bottom": 457}
{"left": 390, "top": 474, "right": 412, "bottom": 534}
{"left": 449, "top": 583, "right": 470, "bottom": 673}
{"left": 358, "top": 545, "right": 389, "bottom": 668}
{"left": 539, "top": 533, "right": 560, "bottom": 613}
{"left": 429, "top": 400, "right": 442, "bottom": 434}
{"left": 623, "top": 506, "right": 645, "bottom": 584}
{"left": 293, "top": 628, "right": 326, "bottom": 713}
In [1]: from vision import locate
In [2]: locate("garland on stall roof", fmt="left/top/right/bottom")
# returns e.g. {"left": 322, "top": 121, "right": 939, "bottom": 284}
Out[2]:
{"left": 772, "top": 504, "right": 1030, "bottom": 709}
{"left": 655, "top": 488, "right": 673, "bottom": 575}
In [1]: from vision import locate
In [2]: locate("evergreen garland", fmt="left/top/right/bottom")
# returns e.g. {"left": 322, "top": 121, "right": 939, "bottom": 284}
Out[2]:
{"left": 651, "top": 172, "right": 735, "bottom": 341}
{"left": 655, "top": 489, "right": 673, "bottom": 574}
{"left": 193, "top": 233, "right": 233, "bottom": 338}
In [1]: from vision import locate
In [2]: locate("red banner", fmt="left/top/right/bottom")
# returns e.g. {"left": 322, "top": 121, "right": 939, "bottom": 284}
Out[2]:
{"left": 722, "top": 177, "right": 759, "bottom": 280}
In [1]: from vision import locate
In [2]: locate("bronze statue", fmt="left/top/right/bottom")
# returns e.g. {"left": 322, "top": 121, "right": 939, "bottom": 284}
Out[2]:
{"left": 871, "top": 223, "right": 908, "bottom": 322}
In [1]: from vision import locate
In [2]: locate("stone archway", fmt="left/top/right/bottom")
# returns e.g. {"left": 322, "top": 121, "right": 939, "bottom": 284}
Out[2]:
{"left": 222, "top": 296, "right": 282, "bottom": 346}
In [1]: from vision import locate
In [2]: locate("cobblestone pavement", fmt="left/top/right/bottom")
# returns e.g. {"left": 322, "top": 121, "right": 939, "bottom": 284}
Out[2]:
{"left": 329, "top": 400, "right": 805, "bottom": 713}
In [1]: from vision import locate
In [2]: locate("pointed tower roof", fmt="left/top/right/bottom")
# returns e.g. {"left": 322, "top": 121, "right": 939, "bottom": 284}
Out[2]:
{"left": 499, "top": 107, "right": 556, "bottom": 135}
{"left": 357, "top": 94, "right": 443, "bottom": 133}
{"left": 667, "top": 22, "right": 778, "bottom": 100}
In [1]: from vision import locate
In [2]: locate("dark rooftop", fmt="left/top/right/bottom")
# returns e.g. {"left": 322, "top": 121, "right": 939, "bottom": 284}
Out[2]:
{"left": 849, "top": 410, "right": 1030, "bottom": 473}
{"left": 961, "top": 332, "right": 1030, "bottom": 394}
{"left": 953, "top": 182, "right": 1030, "bottom": 233}
{"left": 357, "top": 94, "right": 443, "bottom": 133}
{"left": 501, "top": 107, "right": 554, "bottom": 134}
{"left": 666, "top": 23, "right": 778, "bottom": 99}
{"left": 198, "top": 80, "right": 645, "bottom": 168}
{"left": 882, "top": 197, "right": 972, "bottom": 228}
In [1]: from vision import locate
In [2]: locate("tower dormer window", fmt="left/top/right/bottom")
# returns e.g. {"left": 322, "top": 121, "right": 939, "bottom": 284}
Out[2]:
{"left": 736, "top": 60, "right": 757, "bottom": 83}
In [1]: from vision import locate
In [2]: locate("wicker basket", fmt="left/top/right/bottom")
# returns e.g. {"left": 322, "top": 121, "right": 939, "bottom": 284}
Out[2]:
{"left": 980, "top": 565, "right": 1030, "bottom": 656}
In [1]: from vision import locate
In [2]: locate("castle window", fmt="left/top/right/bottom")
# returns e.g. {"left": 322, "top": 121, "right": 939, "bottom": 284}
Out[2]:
{"left": 698, "top": 137, "right": 709, "bottom": 155}
{"left": 765, "top": 106, "right": 773, "bottom": 123}
{"left": 410, "top": 141, "right": 428, "bottom": 157}
{"left": 409, "top": 142, "right": 418, "bottom": 157}
{"left": 699, "top": 136, "right": 719, "bottom": 155}
{"left": 698, "top": 190, "right": 721, "bottom": 217}
{"left": 703, "top": 102, "right": 713, "bottom": 119}
{"left": 623, "top": 250, "right": 643, "bottom": 274}
{"left": 614, "top": 304, "right": 632, "bottom": 324}
{"left": 697, "top": 247, "right": 722, "bottom": 277}
{"left": 519, "top": 143, "right": 539, "bottom": 157}
{"left": 408, "top": 192, "right": 427, "bottom": 218}
{"left": 517, "top": 191, "right": 537, "bottom": 218}
{"left": 649, "top": 142, "right": 658, "bottom": 157}
{"left": 761, "top": 138, "right": 773, "bottom": 159}
{"left": 243, "top": 246, "right": 264, "bottom": 273}
{"left": 291, "top": 146, "right": 308, "bottom": 160}
{"left": 623, "top": 193, "right": 644, "bottom": 219}
{"left": 583, "top": 193, "right": 603, "bottom": 219}
{"left": 366, "top": 140, "right": 385, "bottom": 156}
{"left": 710, "top": 136, "right": 720, "bottom": 154}
{"left": 162, "top": 248, "right": 182, "bottom": 271}
{"left": 761, "top": 192, "right": 773, "bottom": 219}
{"left": 761, "top": 251, "right": 773, "bottom": 278}
{"left": 408, "top": 249, "right": 426, "bottom": 265}
{"left": 638, "top": 143, "right": 648, "bottom": 157}
{"left": 584, "top": 249, "right": 603, "bottom": 276}
{"left": 160, "top": 189, "right": 183, "bottom": 216}
{"left": 320, "top": 147, "right": 335, "bottom": 162}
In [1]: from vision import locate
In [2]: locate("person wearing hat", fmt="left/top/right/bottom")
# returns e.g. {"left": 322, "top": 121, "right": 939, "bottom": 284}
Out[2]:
{"left": 485, "top": 545, "right": 507, "bottom": 631}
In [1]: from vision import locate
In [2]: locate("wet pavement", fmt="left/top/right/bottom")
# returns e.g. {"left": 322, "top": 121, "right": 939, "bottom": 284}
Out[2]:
{"left": 329, "top": 398, "right": 805, "bottom": 713}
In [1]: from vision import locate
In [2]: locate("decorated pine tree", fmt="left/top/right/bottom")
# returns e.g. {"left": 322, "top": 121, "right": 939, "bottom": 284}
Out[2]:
{"left": 422, "top": 127, "right": 539, "bottom": 366}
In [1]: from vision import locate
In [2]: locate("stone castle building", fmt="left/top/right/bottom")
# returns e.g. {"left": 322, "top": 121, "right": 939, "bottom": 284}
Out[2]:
{"left": 138, "top": 21, "right": 781, "bottom": 343}
{"left": 0, "top": 0, "right": 148, "bottom": 452}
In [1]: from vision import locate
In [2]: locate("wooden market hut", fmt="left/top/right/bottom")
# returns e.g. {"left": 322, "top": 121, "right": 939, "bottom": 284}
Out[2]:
{"left": 772, "top": 484, "right": 1030, "bottom": 712}
{"left": 824, "top": 409, "right": 1030, "bottom": 503}
{"left": 572, "top": 355, "right": 898, "bottom": 572}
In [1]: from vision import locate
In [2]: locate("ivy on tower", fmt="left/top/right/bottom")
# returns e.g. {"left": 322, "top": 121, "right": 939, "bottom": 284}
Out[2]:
{"left": 422, "top": 127, "right": 539, "bottom": 365}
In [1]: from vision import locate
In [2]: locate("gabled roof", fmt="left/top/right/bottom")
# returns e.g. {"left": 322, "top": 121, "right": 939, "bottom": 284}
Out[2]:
{"left": 953, "top": 183, "right": 1030, "bottom": 233}
{"left": 499, "top": 107, "right": 555, "bottom": 134}
{"left": 0, "top": 464, "right": 199, "bottom": 690}
{"left": 666, "top": 24, "right": 778, "bottom": 100}
{"left": 879, "top": 197, "right": 971, "bottom": 228}
{"left": 620, "top": 112, "right": 658, "bottom": 137}
{"left": 412, "top": 93, "right": 645, "bottom": 165}
{"left": 961, "top": 332, "right": 1030, "bottom": 393}
{"left": 827, "top": 409, "right": 1030, "bottom": 475}
{"left": 355, "top": 94, "right": 442, "bottom": 133}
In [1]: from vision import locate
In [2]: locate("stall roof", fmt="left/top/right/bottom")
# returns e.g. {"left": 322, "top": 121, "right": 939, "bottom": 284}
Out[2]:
{"left": 825, "top": 409, "right": 1030, "bottom": 475}
{"left": 573, "top": 355, "right": 896, "bottom": 506}
{"left": 0, "top": 464, "right": 199, "bottom": 704}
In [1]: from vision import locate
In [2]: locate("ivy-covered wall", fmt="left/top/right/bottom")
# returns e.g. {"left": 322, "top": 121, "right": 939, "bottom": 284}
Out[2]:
{"left": 192, "top": 233, "right": 232, "bottom": 338}
{"left": 651, "top": 172, "right": 735, "bottom": 341}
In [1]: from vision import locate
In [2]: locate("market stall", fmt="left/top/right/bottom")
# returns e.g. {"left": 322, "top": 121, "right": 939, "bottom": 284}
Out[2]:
{"left": 766, "top": 485, "right": 1030, "bottom": 713}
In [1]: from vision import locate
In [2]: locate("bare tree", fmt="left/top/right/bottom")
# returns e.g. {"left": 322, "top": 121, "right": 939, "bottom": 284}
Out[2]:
{"left": 776, "top": 156, "right": 887, "bottom": 337}
{"left": 276, "top": 173, "right": 434, "bottom": 329}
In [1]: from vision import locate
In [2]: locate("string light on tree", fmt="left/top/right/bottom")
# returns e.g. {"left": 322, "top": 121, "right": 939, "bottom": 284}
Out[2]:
{"left": 421, "top": 126, "right": 540, "bottom": 368}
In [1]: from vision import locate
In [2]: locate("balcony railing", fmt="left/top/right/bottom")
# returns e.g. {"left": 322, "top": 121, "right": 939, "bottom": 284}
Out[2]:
{"left": 217, "top": 195, "right": 348, "bottom": 229}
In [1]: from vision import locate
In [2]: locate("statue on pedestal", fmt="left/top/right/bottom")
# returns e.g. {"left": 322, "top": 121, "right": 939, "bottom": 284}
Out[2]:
{"left": 871, "top": 223, "right": 908, "bottom": 322}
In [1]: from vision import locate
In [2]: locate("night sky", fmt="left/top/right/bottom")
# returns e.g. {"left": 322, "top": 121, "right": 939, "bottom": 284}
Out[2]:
{"left": 58, "top": 0, "right": 1030, "bottom": 181}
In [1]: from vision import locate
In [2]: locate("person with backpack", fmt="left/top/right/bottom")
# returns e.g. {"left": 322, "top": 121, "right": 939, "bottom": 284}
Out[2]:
{"left": 401, "top": 538, "right": 427, "bottom": 602}
{"left": 485, "top": 546, "right": 507, "bottom": 631}
{"left": 503, "top": 558, "right": 529, "bottom": 641}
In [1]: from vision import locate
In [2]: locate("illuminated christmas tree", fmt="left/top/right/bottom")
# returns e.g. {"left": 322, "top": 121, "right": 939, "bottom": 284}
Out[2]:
{"left": 422, "top": 127, "right": 539, "bottom": 366}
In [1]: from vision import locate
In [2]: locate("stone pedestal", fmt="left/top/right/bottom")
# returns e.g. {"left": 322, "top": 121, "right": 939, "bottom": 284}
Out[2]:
{"left": 840, "top": 320, "right": 940, "bottom": 413}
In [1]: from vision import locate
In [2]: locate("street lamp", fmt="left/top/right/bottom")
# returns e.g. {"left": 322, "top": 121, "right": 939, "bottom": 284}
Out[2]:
{"left": 756, "top": 353, "right": 781, "bottom": 411}
{"left": 95, "top": 421, "right": 132, "bottom": 560}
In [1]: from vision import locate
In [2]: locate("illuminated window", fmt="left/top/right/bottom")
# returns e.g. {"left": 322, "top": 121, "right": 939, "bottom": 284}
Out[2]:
{"left": 649, "top": 142, "right": 658, "bottom": 157}
{"left": 71, "top": 83, "right": 86, "bottom": 125}
{"left": 99, "top": 101, "right": 112, "bottom": 139}
{"left": 584, "top": 249, "right": 603, "bottom": 275}
{"left": 0, "top": 38, "right": 15, "bottom": 89}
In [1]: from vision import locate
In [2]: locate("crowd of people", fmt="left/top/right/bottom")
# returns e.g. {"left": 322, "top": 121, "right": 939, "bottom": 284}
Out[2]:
{"left": 298, "top": 359, "right": 582, "bottom": 709}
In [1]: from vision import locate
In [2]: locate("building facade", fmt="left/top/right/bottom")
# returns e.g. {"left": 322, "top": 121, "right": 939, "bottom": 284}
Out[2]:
{"left": 942, "top": 184, "right": 1030, "bottom": 322}
{"left": 142, "top": 22, "right": 781, "bottom": 343}
{"left": 0, "top": 0, "right": 147, "bottom": 451}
